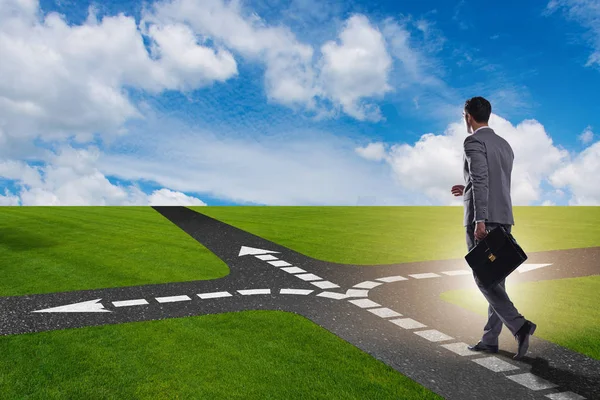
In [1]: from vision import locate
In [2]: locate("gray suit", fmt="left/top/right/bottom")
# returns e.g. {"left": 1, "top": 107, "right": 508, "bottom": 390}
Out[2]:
{"left": 463, "top": 126, "right": 514, "bottom": 227}
{"left": 463, "top": 126, "right": 526, "bottom": 345}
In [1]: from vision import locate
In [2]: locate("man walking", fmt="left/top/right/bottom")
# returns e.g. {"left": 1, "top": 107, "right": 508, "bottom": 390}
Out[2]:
{"left": 451, "top": 96, "right": 536, "bottom": 360}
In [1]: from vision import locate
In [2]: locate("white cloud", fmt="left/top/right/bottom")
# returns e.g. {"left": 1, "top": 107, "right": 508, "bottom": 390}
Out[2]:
{"left": 0, "top": 189, "right": 20, "bottom": 206}
{"left": 549, "top": 140, "right": 600, "bottom": 205}
{"left": 0, "top": 0, "right": 238, "bottom": 143}
{"left": 355, "top": 142, "right": 387, "bottom": 162}
{"left": 141, "top": 0, "right": 319, "bottom": 109}
{"left": 545, "top": 0, "right": 600, "bottom": 68}
{"left": 143, "top": 0, "right": 397, "bottom": 120}
{"left": 578, "top": 125, "right": 594, "bottom": 144}
{"left": 318, "top": 14, "right": 393, "bottom": 121}
{"left": 0, "top": 145, "right": 208, "bottom": 206}
{"left": 148, "top": 188, "right": 207, "bottom": 206}
{"left": 542, "top": 200, "right": 556, "bottom": 206}
{"left": 358, "top": 114, "right": 571, "bottom": 206}
{"left": 87, "top": 110, "right": 409, "bottom": 206}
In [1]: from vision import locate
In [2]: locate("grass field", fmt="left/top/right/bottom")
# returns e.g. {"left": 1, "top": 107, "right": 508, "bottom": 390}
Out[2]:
{"left": 0, "top": 311, "right": 442, "bottom": 400}
{"left": 1, "top": 205, "right": 598, "bottom": 399}
{"left": 194, "top": 205, "right": 600, "bottom": 264}
{"left": 0, "top": 206, "right": 229, "bottom": 297}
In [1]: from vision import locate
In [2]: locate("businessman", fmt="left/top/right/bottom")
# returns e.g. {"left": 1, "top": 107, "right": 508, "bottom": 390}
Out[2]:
{"left": 451, "top": 96, "right": 536, "bottom": 360}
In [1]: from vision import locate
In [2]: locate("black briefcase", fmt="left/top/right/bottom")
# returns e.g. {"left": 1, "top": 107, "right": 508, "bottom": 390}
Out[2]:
{"left": 465, "top": 225, "right": 528, "bottom": 289}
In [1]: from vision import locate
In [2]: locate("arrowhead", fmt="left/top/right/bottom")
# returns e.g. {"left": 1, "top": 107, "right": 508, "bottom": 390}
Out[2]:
{"left": 32, "top": 298, "right": 110, "bottom": 313}
{"left": 517, "top": 263, "right": 553, "bottom": 273}
{"left": 238, "top": 246, "right": 280, "bottom": 256}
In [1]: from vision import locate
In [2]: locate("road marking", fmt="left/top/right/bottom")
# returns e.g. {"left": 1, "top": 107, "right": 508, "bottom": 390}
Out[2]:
{"left": 376, "top": 276, "right": 408, "bottom": 283}
{"left": 238, "top": 289, "right": 271, "bottom": 295}
{"left": 472, "top": 356, "right": 520, "bottom": 372}
{"left": 32, "top": 299, "right": 110, "bottom": 313}
{"left": 440, "top": 342, "right": 481, "bottom": 356}
{"left": 311, "top": 281, "right": 339, "bottom": 289}
{"left": 344, "top": 289, "right": 369, "bottom": 297}
{"left": 414, "top": 329, "right": 454, "bottom": 342}
{"left": 348, "top": 299, "right": 380, "bottom": 308}
{"left": 389, "top": 318, "right": 427, "bottom": 329}
{"left": 112, "top": 299, "right": 148, "bottom": 307}
{"left": 280, "top": 289, "right": 313, "bottom": 295}
{"left": 317, "top": 291, "right": 348, "bottom": 300}
{"left": 268, "top": 260, "right": 292, "bottom": 267}
{"left": 368, "top": 307, "right": 402, "bottom": 318}
{"left": 545, "top": 392, "right": 586, "bottom": 400}
{"left": 255, "top": 254, "right": 278, "bottom": 261}
{"left": 280, "top": 267, "right": 306, "bottom": 274}
{"left": 353, "top": 281, "right": 383, "bottom": 289}
{"left": 507, "top": 373, "right": 559, "bottom": 390}
{"left": 197, "top": 291, "right": 232, "bottom": 299}
{"left": 239, "top": 246, "right": 280, "bottom": 256}
{"left": 517, "top": 263, "right": 553, "bottom": 273}
{"left": 296, "top": 273, "right": 322, "bottom": 281}
{"left": 155, "top": 295, "right": 191, "bottom": 303}
{"left": 409, "top": 273, "right": 441, "bottom": 279}
{"left": 441, "top": 270, "right": 472, "bottom": 276}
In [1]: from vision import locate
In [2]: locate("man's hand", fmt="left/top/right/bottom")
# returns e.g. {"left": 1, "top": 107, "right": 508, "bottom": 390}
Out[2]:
{"left": 475, "top": 221, "right": 488, "bottom": 241}
{"left": 451, "top": 185, "right": 465, "bottom": 196}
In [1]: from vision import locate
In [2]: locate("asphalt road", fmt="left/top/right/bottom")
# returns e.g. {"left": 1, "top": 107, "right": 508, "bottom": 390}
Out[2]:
{"left": 1, "top": 206, "right": 598, "bottom": 400}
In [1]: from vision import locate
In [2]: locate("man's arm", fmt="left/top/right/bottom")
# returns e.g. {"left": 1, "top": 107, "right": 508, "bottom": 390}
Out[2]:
{"left": 464, "top": 135, "right": 489, "bottom": 222}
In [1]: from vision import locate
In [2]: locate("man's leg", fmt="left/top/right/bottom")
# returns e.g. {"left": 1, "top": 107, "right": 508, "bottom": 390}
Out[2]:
{"left": 466, "top": 222, "right": 505, "bottom": 346}
{"left": 473, "top": 224, "right": 526, "bottom": 337}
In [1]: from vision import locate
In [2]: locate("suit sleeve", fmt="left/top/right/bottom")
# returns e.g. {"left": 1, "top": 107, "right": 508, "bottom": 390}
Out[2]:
{"left": 464, "top": 135, "right": 488, "bottom": 221}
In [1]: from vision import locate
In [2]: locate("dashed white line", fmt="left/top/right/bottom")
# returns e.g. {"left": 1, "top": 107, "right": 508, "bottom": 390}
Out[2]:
{"left": 414, "top": 329, "right": 454, "bottom": 342}
{"left": 155, "top": 295, "right": 191, "bottom": 303}
{"left": 344, "top": 289, "right": 370, "bottom": 298}
{"left": 367, "top": 307, "right": 402, "bottom": 318}
{"left": 472, "top": 356, "right": 520, "bottom": 372}
{"left": 311, "top": 281, "right": 340, "bottom": 289}
{"left": 507, "top": 373, "right": 559, "bottom": 391}
{"left": 409, "top": 273, "right": 442, "bottom": 279}
{"left": 348, "top": 299, "right": 380, "bottom": 308}
{"left": 389, "top": 318, "right": 427, "bottom": 329}
{"left": 280, "top": 289, "right": 313, "bottom": 295}
{"left": 197, "top": 291, "right": 232, "bottom": 299}
{"left": 353, "top": 281, "right": 383, "bottom": 289}
{"left": 317, "top": 291, "right": 348, "bottom": 300}
{"left": 255, "top": 254, "right": 279, "bottom": 261}
{"left": 441, "top": 270, "right": 472, "bottom": 276}
{"left": 296, "top": 273, "right": 322, "bottom": 281}
{"left": 238, "top": 289, "right": 271, "bottom": 295}
{"left": 440, "top": 342, "right": 480, "bottom": 356}
{"left": 112, "top": 299, "right": 148, "bottom": 307}
{"left": 268, "top": 260, "right": 292, "bottom": 267}
{"left": 545, "top": 392, "right": 586, "bottom": 400}
{"left": 280, "top": 267, "right": 306, "bottom": 274}
{"left": 376, "top": 276, "right": 408, "bottom": 283}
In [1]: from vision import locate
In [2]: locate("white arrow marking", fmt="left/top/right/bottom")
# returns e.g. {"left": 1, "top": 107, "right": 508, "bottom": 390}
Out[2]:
{"left": 517, "top": 263, "right": 553, "bottom": 273}
{"left": 238, "top": 246, "right": 280, "bottom": 256}
{"left": 32, "top": 298, "right": 110, "bottom": 313}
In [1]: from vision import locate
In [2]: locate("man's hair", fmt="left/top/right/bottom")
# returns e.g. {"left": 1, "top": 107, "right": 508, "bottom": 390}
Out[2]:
{"left": 464, "top": 96, "right": 491, "bottom": 123}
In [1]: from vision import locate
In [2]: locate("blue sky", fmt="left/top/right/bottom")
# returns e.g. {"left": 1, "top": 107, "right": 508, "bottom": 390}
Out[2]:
{"left": 0, "top": 0, "right": 599, "bottom": 206}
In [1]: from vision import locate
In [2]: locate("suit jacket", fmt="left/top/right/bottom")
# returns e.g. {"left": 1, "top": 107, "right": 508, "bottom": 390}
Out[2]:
{"left": 463, "top": 126, "right": 515, "bottom": 227}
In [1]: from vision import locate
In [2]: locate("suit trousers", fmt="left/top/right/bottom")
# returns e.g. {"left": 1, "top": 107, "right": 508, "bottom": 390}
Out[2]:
{"left": 466, "top": 222, "right": 526, "bottom": 345}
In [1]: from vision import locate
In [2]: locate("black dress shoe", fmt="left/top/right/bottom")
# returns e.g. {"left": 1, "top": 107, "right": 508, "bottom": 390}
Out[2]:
{"left": 467, "top": 341, "right": 499, "bottom": 353}
{"left": 514, "top": 320, "right": 537, "bottom": 360}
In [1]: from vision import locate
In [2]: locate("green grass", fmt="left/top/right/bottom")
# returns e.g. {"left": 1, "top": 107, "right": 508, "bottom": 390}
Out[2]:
{"left": 194, "top": 206, "right": 600, "bottom": 264}
{"left": 0, "top": 206, "right": 229, "bottom": 297}
{"left": 440, "top": 275, "right": 600, "bottom": 360}
{"left": 0, "top": 311, "right": 443, "bottom": 400}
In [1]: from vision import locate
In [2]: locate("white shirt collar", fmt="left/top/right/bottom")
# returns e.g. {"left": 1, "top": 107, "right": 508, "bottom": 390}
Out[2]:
{"left": 473, "top": 125, "right": 489, "bottom": 134}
